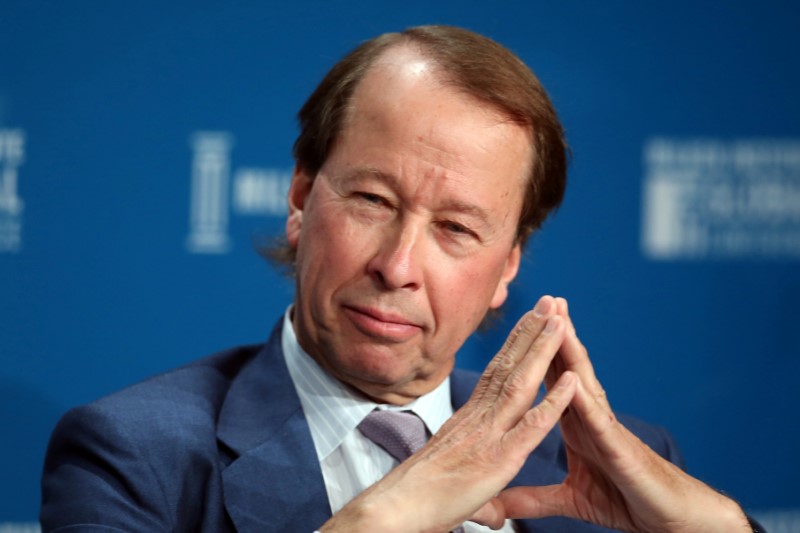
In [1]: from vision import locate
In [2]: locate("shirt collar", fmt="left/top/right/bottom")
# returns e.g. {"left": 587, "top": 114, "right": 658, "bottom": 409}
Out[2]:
{"left": 281, "top": 307, "right": 453, "bottom": 460}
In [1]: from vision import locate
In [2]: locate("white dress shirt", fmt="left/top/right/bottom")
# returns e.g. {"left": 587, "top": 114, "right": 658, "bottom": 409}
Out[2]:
{"left": 282, "top": 310, "right": 516, "bottom": 532}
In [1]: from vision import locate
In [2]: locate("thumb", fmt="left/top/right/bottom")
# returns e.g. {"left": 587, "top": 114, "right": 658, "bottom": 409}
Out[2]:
{"left": 496, "top": 484, "right": 569, "bottom": 520}
{"left": 467, "top": 497, "right": 510, "bottom": 531}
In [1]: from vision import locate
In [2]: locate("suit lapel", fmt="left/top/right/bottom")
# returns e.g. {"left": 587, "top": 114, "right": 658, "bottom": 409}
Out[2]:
{"left": 218, "top": 323, "right": 331, "bottom": 531}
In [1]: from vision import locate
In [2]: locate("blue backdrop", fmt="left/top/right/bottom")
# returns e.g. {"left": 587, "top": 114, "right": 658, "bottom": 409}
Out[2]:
{"left": 2, "top": 1, "right": 799, "bottom": 528}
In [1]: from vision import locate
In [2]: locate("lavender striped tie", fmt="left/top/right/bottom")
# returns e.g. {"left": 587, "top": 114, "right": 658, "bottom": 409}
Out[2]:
{"left": 357, "top": 410, "right": 427, "bottom": 462}
{"left": 358, "top": 410, "right": 465, "bottom": 533}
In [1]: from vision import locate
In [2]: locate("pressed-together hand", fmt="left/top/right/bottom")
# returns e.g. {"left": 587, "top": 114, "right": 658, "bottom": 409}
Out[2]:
{"left": 320, "top": 296, "right": 752, "bottom": 533}
{"left": 497, "top": 298, "right": 752, "bottom": 533}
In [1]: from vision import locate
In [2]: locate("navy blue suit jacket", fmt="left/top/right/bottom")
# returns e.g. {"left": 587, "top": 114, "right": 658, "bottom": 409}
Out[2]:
{"left": 41, "top": 322, "right": 685, "bottom": 532}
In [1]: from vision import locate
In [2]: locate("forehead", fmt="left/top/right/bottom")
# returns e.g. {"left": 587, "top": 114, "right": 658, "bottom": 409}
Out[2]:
{"left": 341, "top": 46, "right": 532, "bottom": 181}
{"left": 349, "top": 45, "right": 527, "bottom": 128}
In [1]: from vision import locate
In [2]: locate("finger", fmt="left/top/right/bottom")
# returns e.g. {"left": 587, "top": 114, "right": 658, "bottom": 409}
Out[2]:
{"left": 560, "top": 332, "right": 608, "bottom": 408}
{"left": 501, "top": 370, "right": 577, "bottom": 455}
{"left": 555, "top": 297, "right": 577, "bottom": 337}
{"left": 554, "top": 297, "right": 610, "bottom": 410}
{"left": 543, "top": 344, "right": 566, "bottom": 392}
{"left": 542, "top": 298, "right": 579, "bottom": 392}
{"left": 476, "top": 296, "right": 557, "bottom": 401}
{"left": 568, "top": 377, "right": 627, "bottom": 461}
{"left": 489, "top": 315, "right": 568, "bottom": 428}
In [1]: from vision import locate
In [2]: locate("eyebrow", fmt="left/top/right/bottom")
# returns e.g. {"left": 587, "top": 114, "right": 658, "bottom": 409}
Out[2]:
{"left": 342, "top": 167, "right": 493, "bottom": 226}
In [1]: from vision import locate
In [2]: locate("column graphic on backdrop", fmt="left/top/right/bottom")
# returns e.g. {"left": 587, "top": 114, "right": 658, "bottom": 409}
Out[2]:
{"left": 641, "top": 138, "right": 800, "bottom": 260}
{"left": 187, "top": 132, "right": 233, "bottom": 253}
{"left": 186, "top": 131, "right": 292, "bottom": 254}
{"left": 0, "top": 129, "right": 25, "bottom": 253}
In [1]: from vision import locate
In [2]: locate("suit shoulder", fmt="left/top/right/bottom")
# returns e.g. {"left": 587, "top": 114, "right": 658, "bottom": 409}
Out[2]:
{"left": 41, "top": 343, "right": 266, "bottom": 530}
{"left": 53, "top": 343, "right": 264, "bottom": 454}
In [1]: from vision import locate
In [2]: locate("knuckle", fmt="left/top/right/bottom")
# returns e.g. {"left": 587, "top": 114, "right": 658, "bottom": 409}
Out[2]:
{"left": 515, "top": 313, "right": 540, "bottom": 339}
{"left": 502, "top": 323, "right": 522, "bottom": 349}
{"left": 524, "top": 404, "right": 556, "bottom": 430}
{"left": 501, "top": 370, "right": 529, "bottom": 399}
{"left": 494, "top": 352, "right": 517, "bottom": 374}
{"left": 499, "top": 321, "right": 528, "bottom": 354}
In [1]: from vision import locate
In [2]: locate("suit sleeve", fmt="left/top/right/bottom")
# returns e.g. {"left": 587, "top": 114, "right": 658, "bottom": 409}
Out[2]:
{"left": 40, "top": 405, "right": 173, "bottom": 532}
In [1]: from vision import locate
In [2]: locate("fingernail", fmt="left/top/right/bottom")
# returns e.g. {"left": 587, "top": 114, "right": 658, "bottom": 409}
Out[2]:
{"left": 533, "top": 297, "right": 551, "bottom": 317}
{"left": 543, "top": 316, "right": 559, "bottom": 334}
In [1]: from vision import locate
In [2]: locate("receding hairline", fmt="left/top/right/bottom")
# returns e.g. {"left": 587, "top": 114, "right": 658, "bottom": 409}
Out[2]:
{"left": 337, "top": 41, "right": 537, "bottom": 181}
{"left": 341, "top": 39, "right": 537, "bottom": 124}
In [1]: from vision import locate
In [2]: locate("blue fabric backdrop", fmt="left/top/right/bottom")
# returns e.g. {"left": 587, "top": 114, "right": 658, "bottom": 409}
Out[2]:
{"left": 1, "top": 1, "right": 798, "bottom": 527}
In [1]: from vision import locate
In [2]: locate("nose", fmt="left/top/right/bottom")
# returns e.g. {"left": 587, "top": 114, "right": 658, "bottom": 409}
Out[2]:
{"left": 367, "top": 220, "right": 424, "bottom": 291}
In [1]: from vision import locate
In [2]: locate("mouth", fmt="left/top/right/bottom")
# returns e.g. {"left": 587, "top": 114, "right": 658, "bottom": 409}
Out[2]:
{"left": 342, "top": 305, "right": 423, "bottom": 343}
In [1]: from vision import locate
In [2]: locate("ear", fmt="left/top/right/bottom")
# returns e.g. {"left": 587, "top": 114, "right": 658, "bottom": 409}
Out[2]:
{"left": 286, "top": 164, "right": 314, "bottom": 249}
{"left": 489, "top": 243, "right": 521, "bottom": 309}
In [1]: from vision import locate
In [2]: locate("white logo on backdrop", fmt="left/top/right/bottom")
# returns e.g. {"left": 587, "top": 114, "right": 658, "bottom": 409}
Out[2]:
{"left": 186, "top": 131, "right": 292, "bottom": 254}
{"left": 642, "top": 138, "right": 800, "bottom": 260}
{"left": 0, "top": 129, "right": 25, "bottom": 253}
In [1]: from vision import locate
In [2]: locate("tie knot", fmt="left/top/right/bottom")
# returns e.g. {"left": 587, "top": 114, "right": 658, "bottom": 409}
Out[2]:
{"left": 357, "top": 410, "right": 428, "bottom": 463}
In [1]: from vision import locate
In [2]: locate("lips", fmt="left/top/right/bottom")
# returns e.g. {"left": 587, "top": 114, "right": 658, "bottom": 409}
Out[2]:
{"left": 342, "top": 305, "right": 423, "bottom": 343}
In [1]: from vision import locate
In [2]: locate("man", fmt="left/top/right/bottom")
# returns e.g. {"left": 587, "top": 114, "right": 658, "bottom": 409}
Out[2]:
{"left": 41, "top": 26, "right": 758, "bottom": 532}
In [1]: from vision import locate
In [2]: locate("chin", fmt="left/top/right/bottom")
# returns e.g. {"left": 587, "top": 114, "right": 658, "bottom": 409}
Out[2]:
{"left": 350, "top": 358, "right": 413, "bottom": 386}
{"left": 335, "top": 353, "right": 416, "bottom": 390}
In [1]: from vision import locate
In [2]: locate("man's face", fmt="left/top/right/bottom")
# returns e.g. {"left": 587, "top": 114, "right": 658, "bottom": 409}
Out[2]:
{"left": 287, "top": 48, "right": 531, "bottom": 404}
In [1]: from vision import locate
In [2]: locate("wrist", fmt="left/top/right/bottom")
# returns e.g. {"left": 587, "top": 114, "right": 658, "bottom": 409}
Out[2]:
{"left": 695, "top": 495, "right": 753, "bottom": 533}
{"left": 714, "top": 495, "right": 756, "bottom": 533}
{"left": 662, "top": 489, "right": 753, "bottom": 533}
{"left": 319, "top": 487, "right": 409, "bottom": 533}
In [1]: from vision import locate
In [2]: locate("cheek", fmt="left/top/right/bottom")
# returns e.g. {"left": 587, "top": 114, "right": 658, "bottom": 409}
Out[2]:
{"left": 298, "top": 206, "right": 376, "bottom": 281}
{"left": 430, "top": 265, "right": 494, "bottom": 320}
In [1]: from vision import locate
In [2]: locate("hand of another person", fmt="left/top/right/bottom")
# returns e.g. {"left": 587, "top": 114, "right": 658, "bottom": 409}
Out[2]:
{"left": 496, "top": 298, "right": 752, "bottom": 533}
{"left": 320, "top": 296, "right": 577, "bottom": 532}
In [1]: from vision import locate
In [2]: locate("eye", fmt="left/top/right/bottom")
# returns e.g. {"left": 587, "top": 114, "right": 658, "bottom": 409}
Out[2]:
{"left": 444, "top": 222, "right": 467, "bottom": 233}
{"left": 355, "top": 192, "right": 386, "bottom": 205}
{"left": 440, "top": 221, "right": 477, "bottom": 239}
